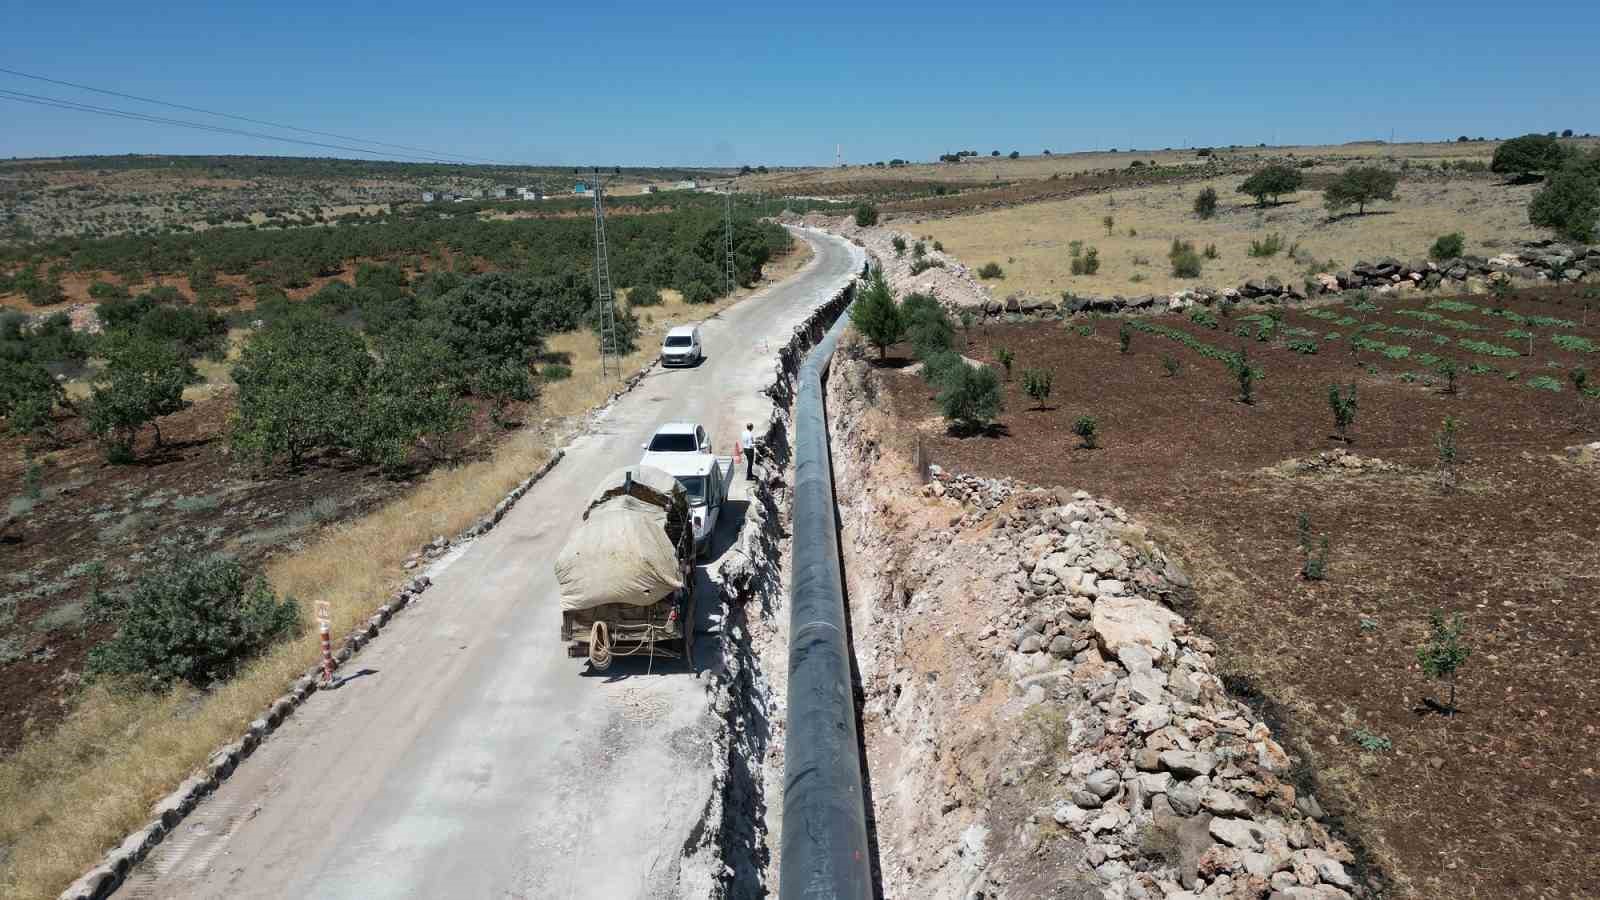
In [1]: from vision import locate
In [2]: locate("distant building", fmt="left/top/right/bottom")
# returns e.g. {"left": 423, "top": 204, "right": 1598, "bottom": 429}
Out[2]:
{"left": 494, "top": 187, "right": 515, "bottom": 199}
{"left": 674, "top": 179, "right": 698, "bottom": 190}
{"left": 518, "top": 187, "right": 544, "bottom": 201}
{"left": 422, "top": 191, "right": 438, "bottom": 203}
{"left": 646, "top": 185, "right": 659, "bottom": 193}
{"left": 574, "top": 180, "right": 592, "bottom": 195}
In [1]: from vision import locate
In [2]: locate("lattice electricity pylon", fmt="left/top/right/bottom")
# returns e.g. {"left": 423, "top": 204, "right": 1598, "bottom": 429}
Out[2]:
{"left": 724, "top": 189, "right": 736, "bottom": 299}
{"left": 592, "top": 167, "right": 618, "bottom": 379}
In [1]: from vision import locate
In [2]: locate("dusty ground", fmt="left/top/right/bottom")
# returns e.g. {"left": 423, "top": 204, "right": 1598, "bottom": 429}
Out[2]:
{"left": 872, "top": 285, "right": 1600, "bottom": 898}
{"left": 913, "top": 174, "right": 1543, "bottom": 300}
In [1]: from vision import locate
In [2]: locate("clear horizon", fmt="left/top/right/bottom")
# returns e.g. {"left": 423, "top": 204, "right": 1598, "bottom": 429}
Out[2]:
{"left": 4, "top": 0, "right": 1598, "bottom": 167}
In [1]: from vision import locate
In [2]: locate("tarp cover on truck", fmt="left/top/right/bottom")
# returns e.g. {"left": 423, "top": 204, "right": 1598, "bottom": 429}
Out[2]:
{"left": 556, "top": 466, "right": 690, "bottom": 612}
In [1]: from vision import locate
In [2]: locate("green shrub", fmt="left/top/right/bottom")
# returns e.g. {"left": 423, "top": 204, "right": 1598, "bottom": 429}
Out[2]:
{"left": 909, "top": 257, "right": 946, "bottom": 275}
{"left": 978, "top": 261, "right": 1005, "bottom": 280}
{"left": 902, "top": 292, "right": 955, "bottom": 359}
{"left": 542, "top": 363, "right": 573, "bottom": 380}
{"left": 1072, "top": 416, "right": 1098, "bottom": 449}
{"left": 1194, "top": 187, "right": 1218, "bottom": 219}
{"left": 1430, "top": 232, "right": 1465, "bottom": 261}
{"left": 1203, "top": 243, "right": 1219, "bottom": 260}
{"left": 854, "top": 204, "right": 879, "bottom": 227}
{"left": 920, "top": 350, "right": 966, "bottom": 388}
{"left": 628, "top": 284, "right": 664, "bottom": 307}
{"left": 1021, "top": 368, "right": 1053, "bottom": 408}
{"left": 1170, "top": 244, "right": 1202, "bottom": 278}
{"left": 892, "top": 235, "right": 907, "bottom": 256}
{"left": 1070, "top": 246, "right": 1101, "bottom": 276}
{"left": 1248, "top": 232, "right": 1285, "bottom": 257}
{"left": 1189, "top": 308, "right": 1219, "bottom": 329}
{"left": 86, "top": 556, "right": 299, "bottom": 689}
{"left": 1491, "top": 133, "right": 1567, "bottom": 176}
{"left": 1525, "top": 374, "right": 1563, "bottom": 392}
{"left": 1102, "top": 215, "right": 1115, "bottom": 235}
{"left": 1161, "top": 354, "right": 1181, "bottom": 377}
{"left": 1528, "top": 165, "right": 1599, "bottom": 242}
{"left": 937, "top": 364, "right": 1002, "bottom": 432}
{"left": 89, "top": 280, "right": 131, "bottom": 300}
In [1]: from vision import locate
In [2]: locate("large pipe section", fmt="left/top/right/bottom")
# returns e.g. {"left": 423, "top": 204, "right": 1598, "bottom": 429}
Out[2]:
{"left": 779, "top": 299, "right": 872, "bottom": 900}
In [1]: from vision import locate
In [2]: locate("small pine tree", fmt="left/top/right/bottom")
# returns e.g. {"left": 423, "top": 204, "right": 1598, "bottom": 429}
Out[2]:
{"left": 854, "top": 203, "right": 879, "bottom": 227}
{"left": 1328, "top": 383, "right": 1358, "bottom": 441}
{"left": 1416, "top": 611, "right": 1470, "bottom": 715}
{"left": 1194, "top": 186, "right": 1219, "bottom": 219}
{"left": 848, "top": 269, "right": 904, "bottom": 360}
{"left": 1118, "top": 321, "right": 1132, "bottom": 354}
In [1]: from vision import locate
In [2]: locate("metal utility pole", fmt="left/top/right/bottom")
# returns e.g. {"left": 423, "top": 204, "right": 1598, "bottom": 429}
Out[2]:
{"left": 724, "top": 189, "right": 736, "bottom": 299}
{"left": 591, "top": 167, "right": 618, "bottom": 379}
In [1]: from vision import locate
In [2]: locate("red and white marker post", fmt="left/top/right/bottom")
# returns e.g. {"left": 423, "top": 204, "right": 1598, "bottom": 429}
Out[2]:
{"left": 316, "top": 600, "right": 335, "bottom": 684}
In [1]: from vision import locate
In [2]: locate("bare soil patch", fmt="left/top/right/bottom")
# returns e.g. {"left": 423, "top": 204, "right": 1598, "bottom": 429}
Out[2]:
{"left": 873, "top": 285, "right": 1600, "bottom": 897}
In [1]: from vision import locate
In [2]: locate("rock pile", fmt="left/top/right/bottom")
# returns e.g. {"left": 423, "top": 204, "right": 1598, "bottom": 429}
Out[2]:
{"left": 1270, "top": 449, "right": 1406, "bottom": 477}
{"left": 923, "top": 463, "right": 1015, "bottom": 511}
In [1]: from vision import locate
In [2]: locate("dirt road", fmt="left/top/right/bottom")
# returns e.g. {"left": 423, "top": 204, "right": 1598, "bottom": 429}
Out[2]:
{"left": 120, "top": 228, "right": 863, "bottom": 900}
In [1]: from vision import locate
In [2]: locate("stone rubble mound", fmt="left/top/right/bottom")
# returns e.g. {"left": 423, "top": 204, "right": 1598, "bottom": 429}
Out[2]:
{"left": 924, "top": 481, "right": 1369, "bottom": 899}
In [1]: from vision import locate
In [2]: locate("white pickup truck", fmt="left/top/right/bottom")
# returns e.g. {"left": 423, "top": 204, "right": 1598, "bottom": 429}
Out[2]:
{"left": 641, "top": 422, "right": 735, "bottom": 559}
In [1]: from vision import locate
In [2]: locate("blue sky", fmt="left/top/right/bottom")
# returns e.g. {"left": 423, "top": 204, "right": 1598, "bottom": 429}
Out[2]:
{"left": 3, "top": 0, "right": 1597, "bottom": 167}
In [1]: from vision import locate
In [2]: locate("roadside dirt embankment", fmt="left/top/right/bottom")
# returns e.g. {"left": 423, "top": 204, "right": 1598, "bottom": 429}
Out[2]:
{"left": 824, "top": 345, "right": 1378, "bottom": 900}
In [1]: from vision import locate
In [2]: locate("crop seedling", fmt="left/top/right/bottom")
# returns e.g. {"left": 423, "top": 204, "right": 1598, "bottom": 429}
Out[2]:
{"left": 1021, "top": 368, "right": 1053, "bottom": 409}
{"left": 1227, "top": 346, "right": 1259, "bottom": 404}
{"left": 1359, "top": 617, "right": 1379, "bottom": 633}
{"left": 1352, "top": 729, "right": 1392, "bottom": 752}
{"left": 1436, "top": 359, "right": 1459, "bottom": 394}
{"left": 1417, "top": 610, "right": 1471, "bottom": 715}
{"left": 1102, "top": 215, "right": 1115, "bottom": 236}
{"left": 1072, "top": 415, "right": 1099, "bottom": 449}
{"left": 1118, "top": 321, "right": 1132, "bottom": 354}
{"left": 1328, "top": 383, "right": 1357, "bottom": 441}
{"left": 994, "top": 347, "right": 1014, "bottom": 380}
{"left": 1297, "top": 513, "right": 1330, "bottom": 581}
{"left": 1435, "top": 415, "right": 1460, "bottom": 491}
{"left": 1161, "top": 354, "right": 1181, "bottom": 377}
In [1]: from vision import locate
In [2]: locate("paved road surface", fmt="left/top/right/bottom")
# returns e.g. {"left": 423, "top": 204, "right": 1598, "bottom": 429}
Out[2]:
{"left": 123, "top": 228, "right": 862, "bottom": 900}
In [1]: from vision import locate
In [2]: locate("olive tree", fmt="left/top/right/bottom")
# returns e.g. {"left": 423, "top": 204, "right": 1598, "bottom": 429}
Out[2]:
{"left": 1324, "top": 167, "right": 1399, "bottom": 216}
{"left": 84, "top": 334, "right": 198, "bottom": 462}
{"left": 1237, "top": 165, "right": 1304, "bottom": 207}
{"left": 231, "top": 312, "right": 370, "bottom": 469}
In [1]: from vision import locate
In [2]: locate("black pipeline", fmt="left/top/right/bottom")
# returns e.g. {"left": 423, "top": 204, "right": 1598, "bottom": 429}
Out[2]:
{"left": 778, "top": 299, "right": 872, "bottom": 900}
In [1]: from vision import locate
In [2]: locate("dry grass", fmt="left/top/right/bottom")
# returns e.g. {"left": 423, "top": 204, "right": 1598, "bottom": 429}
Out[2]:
{"left": 0, "top": 236, "right": 812, "bottom": 900}
{"left": 738, "top": 140, "right": 1519, "bottom": 194}
{"left": 915, "top": 175, "right": 1544, "bottom": 299}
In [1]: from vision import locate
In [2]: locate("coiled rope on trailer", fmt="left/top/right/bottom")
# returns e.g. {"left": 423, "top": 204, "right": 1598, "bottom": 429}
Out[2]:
{"left": 587, "top": 619, "right": 678, "bottom": 672}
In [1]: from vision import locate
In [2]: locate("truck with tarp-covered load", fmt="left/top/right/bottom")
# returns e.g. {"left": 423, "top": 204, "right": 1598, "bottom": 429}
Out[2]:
{"left": 555, "top": 466, "right": 696, "bottom": 670}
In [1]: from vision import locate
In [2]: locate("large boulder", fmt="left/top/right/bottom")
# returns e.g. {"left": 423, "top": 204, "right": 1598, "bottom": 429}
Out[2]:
{"left": 1092, "top": 595, "right": 1182, "bottom": 663}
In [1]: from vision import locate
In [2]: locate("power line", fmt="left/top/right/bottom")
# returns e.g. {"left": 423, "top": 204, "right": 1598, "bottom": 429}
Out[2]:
{"left": 0, "top": 67, "right": 526, "bottom": 167}
{"left": 0, "top": 87, "right": 495, "bottom": 165}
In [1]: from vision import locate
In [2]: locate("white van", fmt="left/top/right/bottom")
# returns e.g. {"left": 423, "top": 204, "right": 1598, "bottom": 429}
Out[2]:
{"left": 660, "top": 325, "right": 703, "bottom": 367}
